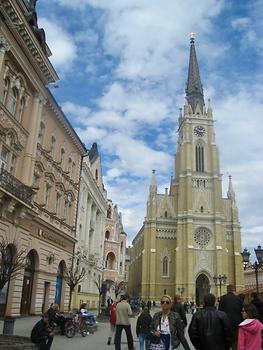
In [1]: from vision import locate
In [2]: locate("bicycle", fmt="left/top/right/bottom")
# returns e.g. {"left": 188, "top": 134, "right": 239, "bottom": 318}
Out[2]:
{"left": 65, "top": 313, "right": 89, "bottom": 338}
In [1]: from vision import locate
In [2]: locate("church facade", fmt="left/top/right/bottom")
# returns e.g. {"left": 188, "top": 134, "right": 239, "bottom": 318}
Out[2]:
{"left": 128, "top": 37, "right": 244, "bottom": 304}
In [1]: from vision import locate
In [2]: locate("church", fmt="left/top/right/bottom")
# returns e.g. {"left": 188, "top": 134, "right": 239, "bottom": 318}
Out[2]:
{"left": 128, "top": 36, "right": 244, "bottom": 304}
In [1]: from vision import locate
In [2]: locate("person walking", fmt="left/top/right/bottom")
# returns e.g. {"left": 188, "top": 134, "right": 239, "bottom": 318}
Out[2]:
{"left": 219, "top": 284, "right": 243, "bottom": 350}
{"left": 238, "top": 303, "right": 263, "bottom": 350}
{"left": 250, "top": 292, "right": 263, "bottom": 323}
{"left": 115, "top": 294, "right": 134, "bottom": 350}
{"left": 136, "top": 307, "right": 152, "bottom": 350}
{"left": 150, "top": 294, "right": 191, "bottom": 350}
{"left": 147, "top": 300, "right": 152, "bottom": 310}
{"left": 31, "top": 313, "right": 54, "bottom": 350}
{"left": 107, "top": 300, "right": 117, "bottom": 345}
{"left": 171, "top": 295, "right": 187, "bottom": 328}
{"left": 188, "top": 293, "right": 232, "bottom": 350}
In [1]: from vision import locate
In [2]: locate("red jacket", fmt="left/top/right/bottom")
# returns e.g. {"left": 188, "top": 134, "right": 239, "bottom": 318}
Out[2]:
{"left": 109, "top": 303, "right": 117, "bottom": 325}
{"left": 238, "top": 319, "right": 263, "bottom": 350}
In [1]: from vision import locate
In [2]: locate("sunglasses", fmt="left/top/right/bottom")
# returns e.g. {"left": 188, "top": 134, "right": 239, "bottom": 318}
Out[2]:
{"left": 161, "top": 300, "right": 170, "bottom": 305}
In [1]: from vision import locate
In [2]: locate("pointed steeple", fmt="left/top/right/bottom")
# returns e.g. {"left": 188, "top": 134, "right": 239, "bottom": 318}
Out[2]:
{"left": 149, "top": 169, "right": 157, "bottom": 194}
{"left": 185, "top": 34, "right": 205, "bottom": 112}
{"left": 227, "top": 175, "right": 236, "bottom": 202}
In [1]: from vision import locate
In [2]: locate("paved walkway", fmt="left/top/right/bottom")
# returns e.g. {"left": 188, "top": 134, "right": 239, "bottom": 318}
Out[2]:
{"left": 0, "top": 311, "right": 194, "bottom": 350}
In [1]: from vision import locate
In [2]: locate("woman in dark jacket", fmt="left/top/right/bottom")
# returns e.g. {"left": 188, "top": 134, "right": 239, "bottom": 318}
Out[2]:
{"left": 150, "top": 295, "right": 191, "bottom": 350}
{"left": 136, "top": 307, "right": 152, "bottom": 350}
{"left": 171, "top": 295, "right": 187, "bottom": 328}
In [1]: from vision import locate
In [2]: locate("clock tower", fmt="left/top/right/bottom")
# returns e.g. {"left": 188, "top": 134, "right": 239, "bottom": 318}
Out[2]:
{"left": 128, "top": 36, "right": 244, "bottom": 303}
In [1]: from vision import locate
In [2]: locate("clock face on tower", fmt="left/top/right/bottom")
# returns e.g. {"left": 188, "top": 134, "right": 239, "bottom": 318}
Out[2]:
{"left": 194, "top": 125, "right": 205, "bottom": 137}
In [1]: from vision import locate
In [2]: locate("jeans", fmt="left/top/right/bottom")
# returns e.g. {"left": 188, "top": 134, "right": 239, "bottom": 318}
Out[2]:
{"left": 38, "top": 336, "right": 53, "bottom": 350}
{"left": 109, "top": 323, "right": 116, "bottom": 338}
{"left": 139, "top": 333, "right": 149, "bottom": 350}
{"left": 115, "top": 324, "right": 134, "bottom": 350}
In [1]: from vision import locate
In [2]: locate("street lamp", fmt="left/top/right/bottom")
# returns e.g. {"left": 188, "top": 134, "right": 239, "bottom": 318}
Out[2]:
{"left": 213, "top": 274, "right": 227, "bottom": 297}
{"left": 241, "top": 245, "right": 263, "bottom": 295}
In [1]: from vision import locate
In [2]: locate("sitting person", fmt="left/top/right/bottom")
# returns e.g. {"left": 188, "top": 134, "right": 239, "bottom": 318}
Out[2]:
{"left": 47, "top": 303, "right": 66, "bottom": 334}
{"left": 79, "top": 302, "right": 96, "bottom": 324}
{"left": 31, "top": 313, "right": 54, "bottom": 350}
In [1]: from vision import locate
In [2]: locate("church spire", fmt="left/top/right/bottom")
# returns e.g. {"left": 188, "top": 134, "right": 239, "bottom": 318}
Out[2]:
{"left": 149, "top": 169, "right": 157, "bottom": 194}
{"left": 227, "top": 175, "right": 236, "bottom": 203}
{"left": 185, "top": 33, "right": 205, "bottom": 112}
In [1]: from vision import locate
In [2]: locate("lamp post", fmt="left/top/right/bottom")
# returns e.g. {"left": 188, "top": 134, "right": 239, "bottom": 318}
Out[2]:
{"left": 213, "top": 274, "right": 227, "bottom": 297}
{"left": 241, "top": 245, "right": 263, "bottom": 295}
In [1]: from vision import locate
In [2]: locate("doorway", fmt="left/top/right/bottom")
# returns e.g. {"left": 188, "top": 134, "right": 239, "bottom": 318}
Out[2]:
{"left": 196, "top": 273, "right": 210, "bottom": 306}
{"left": 20, "top": 251, "right": 35, "bottom": 315}
{"left": 55, "top": 262, "right": 64, "bottom": 306}
{"left": 42, "top": 282, "right": 50, "bottom": 312}
{"left": 0, "top": 245, "right": 13, "bottom": 316}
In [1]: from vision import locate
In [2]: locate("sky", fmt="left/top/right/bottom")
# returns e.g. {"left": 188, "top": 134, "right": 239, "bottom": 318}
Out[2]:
{"left": 36, "top": 0, "right": 263, "bottom": 252}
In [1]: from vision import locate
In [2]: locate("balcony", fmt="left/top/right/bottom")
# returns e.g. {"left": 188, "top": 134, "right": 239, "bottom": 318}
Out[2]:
{"left": 0, "top": 169, "right": 33, "bottom": 205}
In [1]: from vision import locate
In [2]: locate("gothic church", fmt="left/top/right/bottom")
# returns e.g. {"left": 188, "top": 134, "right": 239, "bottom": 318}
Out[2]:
{"left": 128, "top": 37, "right": 244, "bottom": 303}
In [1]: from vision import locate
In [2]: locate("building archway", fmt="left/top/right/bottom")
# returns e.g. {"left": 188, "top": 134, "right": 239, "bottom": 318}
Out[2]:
{"left": 196, "top": 273, "right": 210, "bottom": 306}
{"left": 55, "top": 260, "right": 66, "bottom": 307}
{"left": 20, "top": 250, "right": 38, "bottom": 315}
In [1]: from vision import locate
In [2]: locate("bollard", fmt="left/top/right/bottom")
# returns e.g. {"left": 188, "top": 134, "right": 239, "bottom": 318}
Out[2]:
{"left": 3, "top": 316, "right": 15, "bottom": 335}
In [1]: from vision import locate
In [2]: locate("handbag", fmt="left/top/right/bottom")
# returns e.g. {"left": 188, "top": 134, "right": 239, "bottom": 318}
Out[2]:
{"left": 148, "top": 334, "right": 165, "bottom": 350}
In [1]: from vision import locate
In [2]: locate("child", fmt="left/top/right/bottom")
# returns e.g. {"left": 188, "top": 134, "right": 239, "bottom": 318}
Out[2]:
{"left": 238, "top": 303, "right": 263, "bottom": 350}
{"left": 136, "top": 307, "right": 152, "bottom": 350}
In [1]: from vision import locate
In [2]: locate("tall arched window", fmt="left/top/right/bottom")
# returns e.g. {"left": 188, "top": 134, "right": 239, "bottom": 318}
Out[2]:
{"left": 7, "top": 87, "right": 18, "bottom": 115}
{"left": 60, "top": 148, "right": 65, "bottom": 168}
{"left": 162, "top": 256, "right": 169, "bottom": 276}
{"left": 195, "top": 144, "right": 204, "bottom": 172}
{"left": 38, "top": 122, "right": 45, "bottom": 145}
{"left": 105, "top": 230, "right": 110, "bottom": 240}
{"left": 50, "top": 136, "right": 56, "bottom": 158}
{"left": 1, "top": 78, "right": 10, "bottom": 105}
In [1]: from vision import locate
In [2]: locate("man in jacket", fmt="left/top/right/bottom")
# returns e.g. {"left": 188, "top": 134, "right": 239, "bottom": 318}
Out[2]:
{"left": 31, "top": 313, "right": 54, "bottom": 350}
{"left": 219, "top": 285, "right": 243, "bottom": 350}
{"left": 171, "top": 295, "right": 187, "bottom": 328}
{"left": 188, "top": 293, "right": 232, "bottom": 350}
{"left": 115, "top": 294, "right": 134, "bottom": 350}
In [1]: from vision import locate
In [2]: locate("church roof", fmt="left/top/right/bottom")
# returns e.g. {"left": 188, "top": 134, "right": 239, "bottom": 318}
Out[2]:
{"left": 88, "top": 142, "right": 99, "bottom": 164}
{"left": 185, "top": 35, "right": 205, "bottom": 112}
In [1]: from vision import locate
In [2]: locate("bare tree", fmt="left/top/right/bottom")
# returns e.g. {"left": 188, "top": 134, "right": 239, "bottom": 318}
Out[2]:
{"left": 0, "top": 236, "right": 26, "bottom": 291}
{"left": 64, "top": 249, "right": 89, "bottom": 311}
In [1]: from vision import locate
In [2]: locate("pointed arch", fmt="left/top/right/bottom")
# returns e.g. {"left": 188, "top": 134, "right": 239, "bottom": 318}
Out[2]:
{"left": 162, "top": 256, "right": 169, "bottom": 277}
{"left": 195, "top": 143, "right": 204, "bottom": 172}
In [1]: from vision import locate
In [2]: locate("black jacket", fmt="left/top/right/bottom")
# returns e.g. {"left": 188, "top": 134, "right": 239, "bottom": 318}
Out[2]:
{"left": 171, "top": 302, "right": 187, "bottom": 327}
{"left": 188, "top": 306, "right": 232, "bottom": 350}
{"left": 31, "top": 320, "right": 50, "bottom": 344}
{"left": 136, "top": 313, "right": 152, "bottom": 336}
{"left": 151, "top": 311, "right": 191, "bottom": 350}
{"left": 218, "top": 292, "right": 243, "bottom": 331}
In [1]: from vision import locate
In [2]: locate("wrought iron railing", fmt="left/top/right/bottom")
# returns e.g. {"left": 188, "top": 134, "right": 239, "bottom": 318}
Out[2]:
{"left": 0, "top": 168, "right": 33, "bottom": 205}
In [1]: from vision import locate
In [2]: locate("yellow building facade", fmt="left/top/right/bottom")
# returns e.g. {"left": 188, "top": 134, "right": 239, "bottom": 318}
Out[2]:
{"left": 129, "top": 37, "right": 244, "bottom": 304}
{"left": 0, "top": 0, "right": 86, "bottom": 316}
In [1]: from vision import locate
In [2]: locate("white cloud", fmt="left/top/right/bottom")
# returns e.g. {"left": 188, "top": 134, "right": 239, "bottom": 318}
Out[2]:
{"left": 38, "top": 18, "right": 77, "bottom": 73}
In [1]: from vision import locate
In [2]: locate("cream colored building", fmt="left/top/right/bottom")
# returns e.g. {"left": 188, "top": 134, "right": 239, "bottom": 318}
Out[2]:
{"left": 128, "top": 37, "right": 244, "bottom": 304}
{"left": 102, "top": 200, "right": 127, "bottom": 303}
{"left": 0, "top": 0, "right": 86, "bottom": 316}
{"left": 72, "top": 143, "right": 108, "bottom": 310}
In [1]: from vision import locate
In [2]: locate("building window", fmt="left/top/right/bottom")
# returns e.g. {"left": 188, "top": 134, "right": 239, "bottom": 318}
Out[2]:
{"left": 38, "top": 122, "right": 45, "bottom": 145}
{"left": 55, "top": 192, "right": 61, "bottom": 215}
{"left": 71, "top": 162, "right": 75, "bottom": 178}
{"left": 200, "top": 206, "right": 204, "bottom": 213}
{"left": 1, "top": 78, "right": 10, "bottom": 105}
{"left": 50, "top": 136, "right": 56, "bottom": 158}
{"left": 195, "top": 144, "right": 204, "bottom": 172}
{"left": 105, "top": 230, "right": 110, "bottom": 240}
{"left": 120, "top": 262, "right": 123, "bottom": 274}
{"left": 105, "top": 252, "right": 116, "bottom": 270}
{"left": 162, "top": 256, "right": 169, "bottom": 277}
{"left": 7, "top": 87, "right": 18, "bottom": 115}
{"left": 9, "top": 154, "right": 16, "bottom": 175}
{"left": 64, "top": 199, "right": 69, "bottom": 219}
{"left": 60, "top": 148, "right": 65, "bottom": 168}
{"left": 68, "top": 157, "right": 72, "bottom": 174}
{"left": 45, "top": 183, "right": 51, "bottom": 209}
{"left": 95, "top": 169, "right": 98, "bottom": 180}
{"left": 18, "top": 97, "right": 25, "bottom": 122}
{"left": 120, "top": 242, "right": 123, "bottom": 253}
{"left": 164, "top": 211, "right": 168, "bottom": 218}
{"left": 0, "top": 146, "right": 9, "bottom": 170}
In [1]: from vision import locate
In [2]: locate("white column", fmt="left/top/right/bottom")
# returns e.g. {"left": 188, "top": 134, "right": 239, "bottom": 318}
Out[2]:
{"left": 84, "top": 196, "right": 92, "bottom": 250}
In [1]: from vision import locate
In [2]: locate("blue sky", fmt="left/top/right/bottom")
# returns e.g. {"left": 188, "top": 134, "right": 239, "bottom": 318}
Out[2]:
{"left": 37, "top": 0, "right": 263, "bottom": 252}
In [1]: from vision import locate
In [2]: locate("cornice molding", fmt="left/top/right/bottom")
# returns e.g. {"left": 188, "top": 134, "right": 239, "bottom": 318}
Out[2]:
{"left": 1, "top": 0, "right": 59, "bottom": 84}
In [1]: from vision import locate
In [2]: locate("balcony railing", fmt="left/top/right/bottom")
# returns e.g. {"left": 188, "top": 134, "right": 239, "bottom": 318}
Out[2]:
{"left": 0, "top": 168, "right": 33, "bottom": 205}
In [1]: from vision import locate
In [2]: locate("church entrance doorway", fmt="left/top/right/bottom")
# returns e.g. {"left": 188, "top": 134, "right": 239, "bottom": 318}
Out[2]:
{"left": 196, "top": 274, "right": 210, "bottom": 306}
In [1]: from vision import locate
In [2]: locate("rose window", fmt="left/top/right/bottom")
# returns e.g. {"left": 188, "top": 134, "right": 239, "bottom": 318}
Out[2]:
{"left": 194, "top": 228, "right": 211, "bottom": 248}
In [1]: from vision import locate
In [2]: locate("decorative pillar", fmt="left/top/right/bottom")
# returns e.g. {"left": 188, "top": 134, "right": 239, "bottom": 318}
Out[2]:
{"left": 22, "top": 93, "right": 46, "bottom": 185}
{"left": 0, "top": 34, "right": 10, "bottom": 77}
